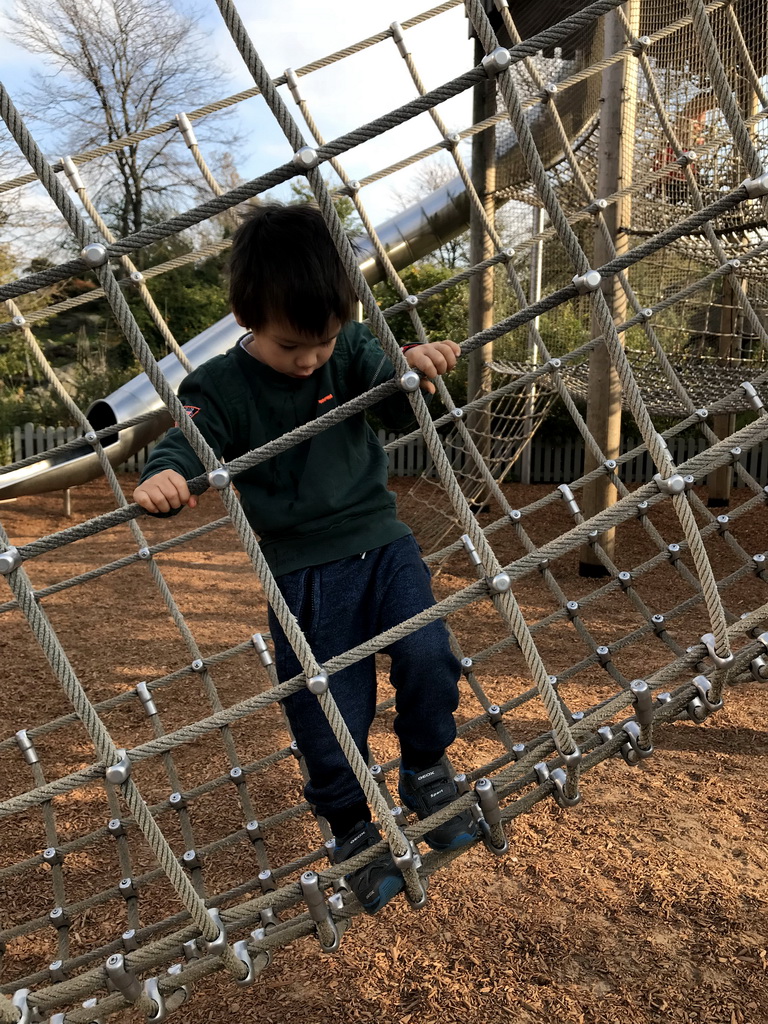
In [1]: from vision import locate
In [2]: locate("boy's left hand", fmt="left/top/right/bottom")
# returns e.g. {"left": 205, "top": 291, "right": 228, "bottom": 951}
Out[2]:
{"left": 405, "top": 340, "right": 462, "bottom": 394}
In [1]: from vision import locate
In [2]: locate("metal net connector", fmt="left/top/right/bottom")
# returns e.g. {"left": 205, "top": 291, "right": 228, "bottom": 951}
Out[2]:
{"left": 572, "top": 269, "right": 601, "bottom": 293}
{"left": 534, "top": 762, "right": 581, "bottom": 808}
{"left": 678, "top": 150, "right": 696, "bottom": 167}
{"left": 651, "top": 613, "right": 666, "bottom": 635}
{"left": 449, "top": 407, "right": 464, "bottom": 420}
{"left": 251, "top": 633, "right": 273, "bottom": 668}
{"left": 743, "top": 171, "right": 768, "bottom": 199}
{"left": 0, "top": 546, "right": 22, "bottom": 575}
{"left": 42, "top": 847, "right": 63, "bottom": 868}
{"left": 300, "top": 871, "right": 340, "bottom": 953}
{"left": 284, "top": 68, "right": 302, "bottom": 105}
{"left": 135, "top": 681, "right": 157, "bottom": 718}
{"left": 105, "top": 953, "right": 141, "bottom": 1003}
{"left": 546, "top": 357, "right": 562, "bottom": 373}
{"left": 558, "top": 483, "right": 581, "bottom": 518}
{"left": 461, "top": 534, "right": 483, "bottom": 569}
{"left": 390, "top": 21, "right": 408, "bottom": 58}
{"left": 700, "top": 632, "right": 734, "bottom": 670}
{"left": 292, "top": 146, "right": 319, "bottom": 171}
{"left": 730, "top": 446, "right": 742, "bottom": 464}
{"left": 631, "top": 34, "right": 652, "bottom": 54}
{"left": 585, "top": 198, "right": 607, "bottom": 215}
{"left": 306, "top": 672, "right": 329, "bottom": 695}
{"left": 750, "top": 631, "right": 768, "bottom": 681}
{"left": 653, "top": 472, "right": 686, "bottom": 496}
{"left": 474, "top": 777, "right": 507, "bottom": 854}
{"left": 487, "top": 571, "right": 511, "bottom": 594}
{"left": 617, "top": 720, "right": 652, "bottom": 765}
{"left": 481, "top": 47, "right": 512, "bottom": 76}
{"left": 596, "top": 645, "right": 611, "bottom": 666}
{"left": 200, "top": 908, "right": 228, "bottom": 956}
{"left": 16, "top": 729, "right": 38, "bottom": 765}
{"left": 80, "top": 243, "right": 109, "bottom": 268}
{"left": 617, "top": 570, "right": 632, "bottom": 589}
{"left": 460, "top": 656, "right": 473, "bottom": 676}
{"left": 233, "top": 936, "right": 271, "bottom": 987}
{"left": 740, "top": 381, "right": 764, "bottom": 412}
{"left": 398, "top": 369, "right": 421, "bottom": 392}
{"left": 105, "top": 750, "right": 132, "bottom": 785}
{"left": 175, "top": 111, "right": 197, "bottom": 149}
{"left": 61, "top": 154, "right": 84, "bottom": 191}
{"left": 12, "top": 989, "right": 42, "bottom": 1024}
{"left": 392, "top": 839, "right": 427, "bottom": 909}
{"left": 12, "top": 313, "right": 25, "bottom": 326}
{"left": 687, "top": 675, "right": 724, "bottom": 723}
{"left": 207, "top": 466, "right": 230, "bottom": 489}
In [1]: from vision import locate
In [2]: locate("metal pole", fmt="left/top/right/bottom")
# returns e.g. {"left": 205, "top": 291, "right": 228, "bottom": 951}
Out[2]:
{"left": 520, "top": 205, "right": 544, "bottom": 486}
{"left": 579, "top": 1, "right": 639, "bottom": 576}
{"left": 466, "top": 36, "right": 496, "bottom": 507}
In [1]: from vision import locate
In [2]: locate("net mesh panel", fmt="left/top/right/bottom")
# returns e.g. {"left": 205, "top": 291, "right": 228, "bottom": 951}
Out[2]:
{"left": 1, "top": 0, "right": 767, "bottom": 1020}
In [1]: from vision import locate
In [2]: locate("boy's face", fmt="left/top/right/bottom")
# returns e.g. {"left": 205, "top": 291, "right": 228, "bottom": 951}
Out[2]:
{"left": 238, "top": 316, "right": 340, "bottom": 379}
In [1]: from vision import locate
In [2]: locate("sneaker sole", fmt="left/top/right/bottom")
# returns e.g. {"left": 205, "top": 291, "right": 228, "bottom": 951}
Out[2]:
{"left": 423, "top": 829, "right": 477, "bottom": 852}
{"left": 399, "top": 785, "right": 478, "bottom": 853}
{"left": 361, "top": 874, "right": 405, "bottom": 914}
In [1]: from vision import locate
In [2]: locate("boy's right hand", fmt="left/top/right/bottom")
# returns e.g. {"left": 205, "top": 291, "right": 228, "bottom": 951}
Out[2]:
{"left": 133, "top": 470, "right": 198, "bottom": 514}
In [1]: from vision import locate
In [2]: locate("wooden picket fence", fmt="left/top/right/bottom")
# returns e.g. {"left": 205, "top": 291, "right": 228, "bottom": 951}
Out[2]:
{"left": 4, "top": 422, "right": 768, "bottom": 486}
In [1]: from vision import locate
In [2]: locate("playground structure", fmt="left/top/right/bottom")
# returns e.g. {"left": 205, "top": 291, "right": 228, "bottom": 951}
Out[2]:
{"left": 1, "top": 0, "right": 768, "bottom": 1021}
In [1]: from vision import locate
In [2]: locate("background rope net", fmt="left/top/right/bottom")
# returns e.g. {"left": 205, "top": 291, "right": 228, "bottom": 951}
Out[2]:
{"left": 1, "top": 0, "right": 767, "bottom": 1020}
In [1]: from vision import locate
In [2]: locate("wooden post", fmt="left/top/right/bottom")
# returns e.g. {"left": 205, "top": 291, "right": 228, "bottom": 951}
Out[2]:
{"left": 520, "top": 204, "right": 544, "bottom": 486}
{"left": 707, "top": 80, "right": 756, "bottom": 506}
{"left": 466, "top": 36, "right": 496, "bottom": 508}
{"left": 579, "top": 2, "right": 639, "bottom": 577}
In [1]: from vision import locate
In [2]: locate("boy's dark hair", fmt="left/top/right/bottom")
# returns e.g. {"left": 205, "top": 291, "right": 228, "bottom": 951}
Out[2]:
{"left": 229, "top": 203, "right": 358, "bottom": 335}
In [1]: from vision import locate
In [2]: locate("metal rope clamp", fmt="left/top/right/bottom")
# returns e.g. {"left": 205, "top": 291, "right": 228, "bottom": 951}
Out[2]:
{"left": 251, "top": 633, "right": 273, "bottom": 668}
{"left": 233, "top": 934, "right": 272, "bottom": 987}
{"left": 143, "top": 975, "right": 175, "bottom": 1023}
{"left": 200, "top": 908, "right": 228, "bottom": 957}
{"left": 474, "top": 777, "right": 507, "bottom": 855}
{"left": 0, "top": 546, "right": 22, "bottom": 575}
{"left": 687, "top": 675, "right": 724, "bottom": 723}
{"left": 481, "top": 47, "right": 511, "bottom": 77}
{"left": 534, "top": 760, "right": 581, "bottom": 808}
{"left": 392, "top": 837, "right": 427, "bottom": 909}
{"left": 750, "top": 632, "right": 768, "bottom": 682}
{"left": 105, "top": 953, "right": 142, "bottom": 1004}
{"left": 299, "top": 871, "right": 340, "bottom": 953}
{"left": 12, "top": 989, "right": 43, "bottom": 1024}
{"left": 105, "top": 750, "right": 132, "bottom": 786}
{"left": 700, "top": 632, "right": 734, "bottom": 671}
{"left": 653, "top": 472, "right": 686, "bottom": 496}
{"left": 619, "top": 679, "right": 654, "bottom": 766}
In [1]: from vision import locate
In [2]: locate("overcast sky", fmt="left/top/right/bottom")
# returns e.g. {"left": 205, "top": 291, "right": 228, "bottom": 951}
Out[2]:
{"left": 0, "top": 0, "right": 478, "bottom": 225}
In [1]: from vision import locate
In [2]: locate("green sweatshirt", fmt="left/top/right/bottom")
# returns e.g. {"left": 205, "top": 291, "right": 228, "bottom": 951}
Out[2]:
{"left": 140, "top": 322, "right": 416, "bottom": 576}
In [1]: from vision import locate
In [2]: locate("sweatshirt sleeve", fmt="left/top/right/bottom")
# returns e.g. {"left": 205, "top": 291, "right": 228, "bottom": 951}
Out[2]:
{"left": 346, "top": 323, "right": 426, "bottom": 432}
{"left": 139, "top": 362, "right": 235, "bottom": 487}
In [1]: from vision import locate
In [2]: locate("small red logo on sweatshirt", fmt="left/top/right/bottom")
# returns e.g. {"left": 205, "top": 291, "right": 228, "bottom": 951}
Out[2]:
{"left": 318, "top": 394, "right": 334, "bottom": 405}
{"left": 183, "top": 405, "right": 201, "bottom": 418}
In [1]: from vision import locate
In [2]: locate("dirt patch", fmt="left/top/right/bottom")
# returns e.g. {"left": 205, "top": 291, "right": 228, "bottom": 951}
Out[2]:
{"left": 1, "top": 476, "right": 767, "bottom": 1024}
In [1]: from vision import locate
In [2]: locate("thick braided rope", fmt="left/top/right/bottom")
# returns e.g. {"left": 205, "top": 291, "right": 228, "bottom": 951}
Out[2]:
{"left": 467, "top": 0, "right": 736, "bottom": 659}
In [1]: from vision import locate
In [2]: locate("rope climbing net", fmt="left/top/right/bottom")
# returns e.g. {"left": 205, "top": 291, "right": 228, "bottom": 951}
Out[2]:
{"left": 1, "top": 0, "right": 768, "bottom": 1020}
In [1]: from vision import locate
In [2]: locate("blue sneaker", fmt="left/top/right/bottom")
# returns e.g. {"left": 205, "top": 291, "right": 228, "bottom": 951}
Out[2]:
{"left": 399, "top": 762, "right": 478, "bottom": 851}
{"left": 332, "top": 821, "right": 404, "bottom": 914}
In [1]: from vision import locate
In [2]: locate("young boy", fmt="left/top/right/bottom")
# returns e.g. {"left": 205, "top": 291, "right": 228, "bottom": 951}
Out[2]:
{"left": 134, "top": 203, "right": 477, "bottom": 913}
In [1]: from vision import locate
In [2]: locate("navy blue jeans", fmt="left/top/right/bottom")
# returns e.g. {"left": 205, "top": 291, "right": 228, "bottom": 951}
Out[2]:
{"left": 267, "top": 534, "right": 461, "bottom": 820}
